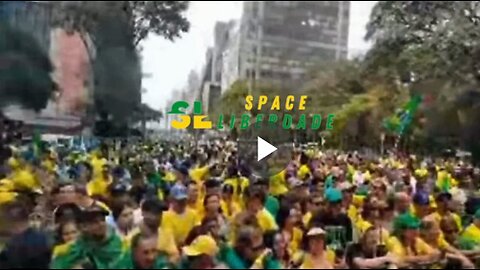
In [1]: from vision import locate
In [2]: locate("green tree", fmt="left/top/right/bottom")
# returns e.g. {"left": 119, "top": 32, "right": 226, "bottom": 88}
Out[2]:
{"left": 51, "top": 1, "right": 190, "bottom": 130}
{"left": 0, "top": 22, "right": 56, "bottom": 111}
{"left": 365, "top": 1, "right": 480, "bottom": 161}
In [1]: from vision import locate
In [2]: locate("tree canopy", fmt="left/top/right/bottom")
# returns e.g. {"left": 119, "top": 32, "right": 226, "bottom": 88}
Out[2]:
{"left": 0, "top": 22, "right": 56, "bottom": 111}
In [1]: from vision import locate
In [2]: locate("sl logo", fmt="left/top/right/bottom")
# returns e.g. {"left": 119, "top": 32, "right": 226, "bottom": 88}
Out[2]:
{"left": 168, "top": 101, "right": 212, "bottom": 129}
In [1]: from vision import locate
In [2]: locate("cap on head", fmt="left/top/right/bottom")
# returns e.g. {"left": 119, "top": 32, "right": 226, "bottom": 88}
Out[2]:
{"left": 306, "top": 227, "right": 326, "bottom": 237}
{"left": 325, "top": 188, "right": 343, "bottom": 203}
{"left": 393, "top": 213, "right": 421, "bottom": 232}
{"left": 413, "top": 191, "right": 430, "bottom": 206}
{"left": 170, "top": 184, "right": 188, "bottom": 200}
{"left": 79, "top": 205, "right": 109, "bottom": 223}
{"left": 182, "top": 235, "right": 219, "bottom": 257}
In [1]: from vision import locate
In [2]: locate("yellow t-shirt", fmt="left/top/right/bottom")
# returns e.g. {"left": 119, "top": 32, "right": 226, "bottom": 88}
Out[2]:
{"left": 298, "top": 165, "right": 311, "bottom": 180}
{"left": 224, "top": 176, "right": 250, "bottom": 206}
{"left": 87, "top": 175, "right": 112, "bottom": 197}
{"left": 256, "top": 208, "right": 279, "bottom": 232}
{"left": 269, "top": 170, "right": 288, "bottom": 196}
{"left": 0, "top": 191, "right": 17, "bottom": 205}
{"left": 164, "top": 171, "right": 177, "bottom": 182}
{"left": 52, "top": 242, "right": 74, "bottom": 258}
{"left": 220, "top": 200, "right": 242, "bottom": 222}
{"left": 287, "top": 227, "right": 304, "bottom": 255}
{"left": 303, "top": 212, "right": 313, "bottom": 228}
{"left": 0, "top": 178, "right": 15, "bottom": 192}
{"left": 347, "top": 204, "right": 359, "bottom": 224}
{"left": 189, "top": 165, "right": 209, "bottom": 183}
{"left": 90, "top": 156, "right": 107, "bottom": 178}
{"left": 124, "top": 227, "right": 178, "bottom": 258}
{"left": 11, "top": 169, "right": 39, "bottom": 191}
{"left": 356, "top": 220, "right": 389, "bottom": 244}
{"left": 461, "top": 224, "right": 480, "bottom": 244}
{"left": 437, "top": 234, "right": 451, "bottom": 250}
{"left": 161, "top": 208, "right": 201, "bottom": 245}
{"left": 430, "top": 212, "right": 462, "bottom": 231}
{"left": 387, "top": 236, "right": 435, "bottom": 258}
{"left": 299, "top": 250, "right": 336, "bottom": 268}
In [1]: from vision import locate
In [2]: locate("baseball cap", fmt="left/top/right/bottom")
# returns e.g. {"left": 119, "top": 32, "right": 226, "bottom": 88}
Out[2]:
{"left": 79, "top": 205, "right": 109, "bottom": 223}
{"left": 170, "top": 184, "right": 188, "bottom": 200}
{"left": 306, "top": 227, "right": 326, "bottom": 237}
{"left": 393, "top": 213, "right": 421, "bottom": 232}
{"left": 182, "top": 235, "right": 219, "bottom": 257}
{"left": 413, "top": 191, "right": 430, "bottom": 206}
{"left": 325, "top": 188, "right": 343, "bottom": 203}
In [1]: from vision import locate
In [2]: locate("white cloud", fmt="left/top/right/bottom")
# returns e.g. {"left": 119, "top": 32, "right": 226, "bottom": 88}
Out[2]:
{"left": 141, "top": 1, "right": 376, "bottom": 110}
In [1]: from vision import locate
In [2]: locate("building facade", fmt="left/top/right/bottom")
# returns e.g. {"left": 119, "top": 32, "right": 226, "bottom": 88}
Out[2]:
{"left": 221, "top": 1, "right": 350, "bottom": 91}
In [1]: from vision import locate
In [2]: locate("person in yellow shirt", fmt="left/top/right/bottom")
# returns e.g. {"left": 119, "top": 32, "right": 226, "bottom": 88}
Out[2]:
{"left": 345, "top": 227, "right": 399, "bottom": 269}
{"left": 297, "top": 227, "right": 336, "bottom": 269}
{"left": 242, "top": 187, "right": 278, "bottom": 233}
{"left": 277, "top": 206, "right": 303, "bottom": 256}
{"left": 124, "top": 198, "right": 179, "bottom": 262}
{"left": 461, "top": 209, "right": 480, "bottom": 247}
{"left": 161, "top": 184, "right": 201, "bottom": 246}
{"left": 189, "top": 164, "right": 210, "bottom": 184}
{"left": 220, "top": 184, "right": 241, "bottom": 221}
{"left": 52, "top": 220, "right": 80, "bottom": 258}
{"left": 387, "top": 213, "right": 441, "bottom": 267}
{"left": 110, "top": 201, "right": 136, "bottom": 250}
{"left": 356, "top": 201, "right": 390, "bottom": 245}
{"left": 223, "top": 167, "right": 249, "bottom": 207}
{"left": 419, "top": 217, "right": 474, "bottom": 268}
{"left": 10, "top": 161, "right": 40, "bottom": 192}
{"left": 87, "top": 164, "right": 113, "bottom": 198}
{"left": 429, "top": 192, "right": 462, "bottom": 230}
{"left": 411, "top": 191, "right": 432, "bottom": 220}
{"left": 269, "top": 170, "right": 288, "bottom": 197}
{"left": 90, "top": 151, "right": 107, "bottom": 179}
{"left": 186, "top": 181, "right": 201, "bottom": 212}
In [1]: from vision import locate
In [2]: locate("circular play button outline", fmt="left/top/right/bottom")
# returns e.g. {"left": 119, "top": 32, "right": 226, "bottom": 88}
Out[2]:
{"left": 237, "top": 120, "right": 294, "bottom": 178}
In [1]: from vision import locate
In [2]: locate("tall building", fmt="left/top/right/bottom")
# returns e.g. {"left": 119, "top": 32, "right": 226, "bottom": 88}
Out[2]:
{"left": 222, "top": 1, "right": 350, "bottom": 90}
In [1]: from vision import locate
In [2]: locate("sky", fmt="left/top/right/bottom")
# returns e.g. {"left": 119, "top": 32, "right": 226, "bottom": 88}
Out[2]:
{"left": 141, "top": 1, "right": 377, "bottom": 111}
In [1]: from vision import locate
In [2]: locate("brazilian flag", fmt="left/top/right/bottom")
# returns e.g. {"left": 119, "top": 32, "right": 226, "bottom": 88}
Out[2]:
{"left": 383, "top": 94, "right": 423, "bottom": 135}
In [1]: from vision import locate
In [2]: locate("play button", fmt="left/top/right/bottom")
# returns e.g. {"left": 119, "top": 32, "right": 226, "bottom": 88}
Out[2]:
{"left": 257, "top": 136, "right": 277, "bottom": 161}
{"left": 237, "top": 119, "right": 294, "bottom": 178}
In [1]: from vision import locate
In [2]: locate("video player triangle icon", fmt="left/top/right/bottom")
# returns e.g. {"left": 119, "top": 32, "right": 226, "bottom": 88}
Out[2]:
{"left": 257, "top": 136, "right": 277, "bottom": 161}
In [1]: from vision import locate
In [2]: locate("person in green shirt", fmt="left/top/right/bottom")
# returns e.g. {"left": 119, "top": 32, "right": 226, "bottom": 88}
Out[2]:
{"left": 51, "top": 206, "right": 123, "bottom": 269}
{"left": 113, "top": 234, "right": 170, "bottom": 269}
{"left": 253, "top": 178, "right": 280, "bottom": 218}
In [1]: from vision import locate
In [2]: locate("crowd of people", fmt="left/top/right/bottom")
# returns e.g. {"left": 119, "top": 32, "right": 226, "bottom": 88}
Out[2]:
{"left": 0, "top": 137, "right": 480, "bottom": 269}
